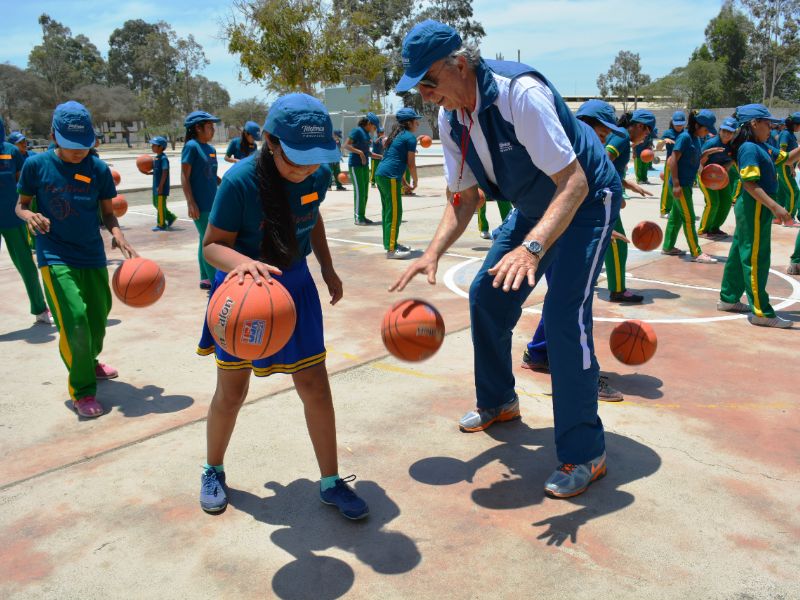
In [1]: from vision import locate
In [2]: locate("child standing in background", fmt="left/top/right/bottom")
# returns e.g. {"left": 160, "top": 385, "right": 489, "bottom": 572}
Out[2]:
{"left": 150, "top": 136, "right": 176, "bottom": 231}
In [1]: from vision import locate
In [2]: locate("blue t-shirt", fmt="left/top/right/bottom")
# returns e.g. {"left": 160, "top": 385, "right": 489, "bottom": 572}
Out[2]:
{"left": 209, "top": 155, "right": 331, "bottom": 264}
{"left": 371, "top": 136, "right": 384, "bottom": 157}
{"left": 347, "top": 126, "right": 370, "bottom": 168}
{"left": 225, "top": 137, "right": 257, "bottom": 160}
{"left": 738, "top": 141, "right": 778, "bottom": 197}
{"left": 181, "top": 139, "right": 218, "bottom": 213}
{"left": 701, "top": 135, "right": 733, "bottom": 168}
{"left": 376, "top": 131, "right": 417, "bottom": 180}
{"left": 672, "top": 131, "right": 702, "bottom": 186}
{"left": 779, "top": 130, "right": 798, "bottom": 153}
{"left": 0, "top": 142, "right": 25, "bottom": 229}
{"left": 152, "top": 153, "right": 170, "bottom": 195}
{"left": 17, "top": 151, "right": 116, "bottom": 268}
{"left": 604, "top": 131, "right": 630, "bottom": 181}
{"left": 662, "top": 127, "right": 680, "bottom": 159}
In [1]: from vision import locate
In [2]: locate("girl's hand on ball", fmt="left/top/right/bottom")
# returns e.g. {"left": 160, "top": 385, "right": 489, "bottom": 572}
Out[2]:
{"left": 225, "top": 261, "right": 283, "bottom": 285}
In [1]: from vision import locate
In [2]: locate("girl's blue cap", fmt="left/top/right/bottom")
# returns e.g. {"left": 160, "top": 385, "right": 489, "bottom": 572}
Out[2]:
{"left": 396, "top": 107, "right": 423, "bottom": 122}
{"left": 719, "top": 117, "right": 738, "bottom": 133}
{"left": 734, "top": 104, "right": 782, "bottom": 126}
{"left": 52, "top": 101, "right": 96, "bottom": 149}
{"left": 789, "top": 112, "right": 800, "bottom": 124}
{"left": 672, "top": 111, "right": 687, "bottom": 126}
{"left": 397, "top": 20, "right": 462, "bottom": 93}
{"left": 366, "top": 112, "right": 380, "bottom": 128}
{"left": 631, "top": 109, "right": 657, "bottom": 131}
{"left": 244, "top": 121, "right": 262, "bottom": 141}
{"left": 695, "top": 109, "right": 717, "bottom": 134}
{"left": 263, "top": 93, "right": 340, "bottom": 165}
{"left": 184, "top": 111, "right": 221, "bottom": 128}
{"left": 575, "top": 100, "right": 626, "bottom": 136}
{"left": 8, "top": 131, "right": 26, "bottom": 144}
{"left": 149, "top": 136, "right": 168, "bottom": 147}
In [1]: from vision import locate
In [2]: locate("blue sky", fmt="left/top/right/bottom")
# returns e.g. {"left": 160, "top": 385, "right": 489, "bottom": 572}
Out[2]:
{"left": 2, "top": 0, "right": 725, "bottom": 105}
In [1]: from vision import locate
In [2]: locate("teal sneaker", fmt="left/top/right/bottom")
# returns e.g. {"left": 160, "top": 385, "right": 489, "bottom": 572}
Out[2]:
{"left": 459, "top": 396, "right": 520, "bottom": 432}
{"left": 544, "top": 452, "right": 607, "bottom": 498}
{"left": 200, "top": 467, "right": 228, "bottom": 513}
{"left": 320, "top": 475, "right": 369, "bottom": 520}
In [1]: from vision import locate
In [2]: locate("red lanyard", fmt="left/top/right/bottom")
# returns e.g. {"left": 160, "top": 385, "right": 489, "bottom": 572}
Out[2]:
{"left": 452, "top": 108, "right": 473, "bottom": 207}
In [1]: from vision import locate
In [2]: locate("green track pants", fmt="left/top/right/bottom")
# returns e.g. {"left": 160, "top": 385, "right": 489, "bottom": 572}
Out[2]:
{"left": 1, "top": 224, "right": 47, "bottom": 315}
{"left": 350, "top": 165, "right": 370, "bottom": 221}
{"left": 663, "top": 185, "right": 702, "bottom": 257}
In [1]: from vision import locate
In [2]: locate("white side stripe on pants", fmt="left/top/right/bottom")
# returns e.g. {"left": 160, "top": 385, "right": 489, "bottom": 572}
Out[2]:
{"left": 351, "top": 167, "right": 359, "bottom": 221}
{"left": 578, "top": 189, "right": 613, "bottom": 370}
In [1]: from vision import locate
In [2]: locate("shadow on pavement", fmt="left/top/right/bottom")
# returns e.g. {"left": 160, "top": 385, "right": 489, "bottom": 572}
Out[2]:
{"left": 62, "top": 379, "right": 194, "bottom": 417}
{"left": 596, "top": 288, "right": 681, "bottom": 305}
{"left": 409, "top": 422, "right": 661, "bottom": 546}
{"left": 0, "top": 324, "right": 56, "bottom": 344}
{"left": 603, "top": 372, "right": 664, "bottom": 399}
{"left": 228, "top": 478, "right": 421, "bottom": 600}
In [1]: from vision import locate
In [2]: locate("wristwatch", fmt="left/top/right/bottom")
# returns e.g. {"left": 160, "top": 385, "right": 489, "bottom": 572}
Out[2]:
{"left": 522, "top": 240, "right": 544, "bottom": 258}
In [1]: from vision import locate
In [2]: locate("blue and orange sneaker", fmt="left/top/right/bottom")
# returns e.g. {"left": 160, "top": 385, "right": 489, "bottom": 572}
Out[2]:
{"left": 458, "top": 396, "right": 520, "bottom": 432}
{"left": 544, "top": 452, "right": 607, "bottom": 498}
{"left": 320, "top": 475, "right": 369, "bottom": 520}
{"left": 200, "top": 467, "right": 227, "bottom": 513}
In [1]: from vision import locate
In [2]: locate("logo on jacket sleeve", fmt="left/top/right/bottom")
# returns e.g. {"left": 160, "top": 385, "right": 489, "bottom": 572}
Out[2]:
{"left": 499, "top": 142, "right": 513, "bottom": 153}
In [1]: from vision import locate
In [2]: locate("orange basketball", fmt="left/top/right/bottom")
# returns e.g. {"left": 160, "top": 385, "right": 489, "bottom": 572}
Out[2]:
{"left": 700, "top": 163, "right": 729, "bottom": 191}
{"left": 337, "top": 172, "right": 349, "bottom": 185}
{"left": 136, "top": 154, "right": 154, "bottom": 174}
{"left": 111, "top": 169, "right": 121, "bottom": 186}
{"left": 112, "top": 194, "right": 127, "bottom": 217}
{"left": 112, "top": 257, "right": 165, "bottom": 308}
{"left": 419, "top": 135, "right": 432, "bottom": 148}
{"left": 381, "top": 299, "right": 445, "bottom": 362}
{"left": 206, "top": 274, "right": 296, "bottom": 360}
{"left": 609, "top": 320, "right": 657, "bottom": 365}
{"left": 631, "top": 221, "right": 663, "bottom": 251}
{"left": 640, "top": 148, "right": 654, "bottom": 163}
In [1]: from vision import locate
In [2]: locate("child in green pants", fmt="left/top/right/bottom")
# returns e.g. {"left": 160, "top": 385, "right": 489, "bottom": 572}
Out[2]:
{"left": 16, "top": 101, "right": 138, "bottom": 418}
{"left": 149, "top": 136, "right": 176, "bottom": 231}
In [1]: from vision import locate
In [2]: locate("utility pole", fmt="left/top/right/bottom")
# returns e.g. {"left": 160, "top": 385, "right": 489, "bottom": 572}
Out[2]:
{"left": 517, "top": 49, "right": 521, "bottom": 63}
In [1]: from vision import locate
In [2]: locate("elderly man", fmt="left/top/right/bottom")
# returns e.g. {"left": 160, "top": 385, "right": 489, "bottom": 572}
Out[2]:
{"left": 391, "top": 20, "right": 622, "bottom": 498}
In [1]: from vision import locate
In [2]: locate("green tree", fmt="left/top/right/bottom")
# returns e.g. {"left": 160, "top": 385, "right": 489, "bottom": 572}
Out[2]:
{"left": 173, "top": 34, "right": 210, "bottom": 113}
{"left": 597, "top": 51, "right": 651, "bottom": 112}
{"left": 190, "top": 75, "right": 231, "bottom": 114}
{"left": 107, "top": 20, "right": 164, "bottom": 92}
{"left": 72, "top": 84, "right": 141, "bottom": 124}
{"left": 0, "top": 63, "right": 52, "bottom": 135}
{"left": 219, "top": 97, "right": 270, "bottom": 127}
{"left": 705, "top": 1, "right": 754, "bottom": 105}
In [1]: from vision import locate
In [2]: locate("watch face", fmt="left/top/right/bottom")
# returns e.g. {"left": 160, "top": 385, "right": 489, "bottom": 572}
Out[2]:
{"left": 526, "top": 241, "right": 542, "bottom": 255}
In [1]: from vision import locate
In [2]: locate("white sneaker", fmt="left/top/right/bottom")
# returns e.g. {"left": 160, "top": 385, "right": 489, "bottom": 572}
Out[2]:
{"left": 35, "top": 309, "right": 53, "bottom": 325}
{"left": 717, "top": 301, "right": 750, "bottom": 313}
{"left": 692, "top": 253, "right": 717, "bottom": 264}
{"left": 386, "top": 248, "right": 412, "bottom": 259}
{"left": 479, "top": 231, "right": 491, "bottom": 239}
{"left": 748, "top": 314, "right": 793, "bottom": 329}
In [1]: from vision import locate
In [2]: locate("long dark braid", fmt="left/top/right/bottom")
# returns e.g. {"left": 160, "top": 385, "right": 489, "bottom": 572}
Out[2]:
{"left": 728, "top": 122, "right": 755, "bottom": 155}
{"left": 384, "top": 121, "right": 412, "bottom": 150}
{"left": 257, "top": 136, "right": 297, "bottom": 269}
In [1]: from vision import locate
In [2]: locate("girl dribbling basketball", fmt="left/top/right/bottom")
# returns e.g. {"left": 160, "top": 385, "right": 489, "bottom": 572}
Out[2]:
{"left": 196, "top": 94, "right": 369, "bottom": 520}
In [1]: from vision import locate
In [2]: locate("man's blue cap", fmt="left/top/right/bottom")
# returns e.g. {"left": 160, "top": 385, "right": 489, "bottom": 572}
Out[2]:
{"left": 695, "top": 109, "right": 718, "bottom": 134}
{"left": 575, "top": 100, "right": 626, "bottom": 136}
{"left": 366, "top": 112, "right": 380, "bottom": 128}
{"left": 734, "top": 104, "right": 782, "bottom": 126}
{"left": 672, "top": 111, "right": 687, "bottom": 126}
{"left": 244, "top": 121, "right": 262, "bottom": 141}
{"left": 184, "top": 110, "right": 221, "bottom": 128}
{"left": 52, "top": 101, "right": 96, "bottom": 150}
{"left": 396, "top": 107, "right": 423, "bottom": 123}
{"left": 9, "top": 131, "right": 26, "bottom": 144}
{"left": 263, "top": 93, "right": 340, "bottom": 165}
{"left": 789, "top": 112, "right": 800, "bottom": 124}
{"left": 631, "top": 109, "right": 657, "bottom": 132}
{"left": 149, "top": 136, "right": 168, "bottom": 148}
{"left": 397, "top": 20, "right": 462, "bottom": 93}
{"left": 719, "top": 117, "right": 738, "bottom": 133}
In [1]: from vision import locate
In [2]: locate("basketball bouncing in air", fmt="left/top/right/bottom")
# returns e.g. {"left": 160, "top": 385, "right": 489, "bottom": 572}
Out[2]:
{"left": 111, "top": 169, "right": 121, "bottom": 186}
{"left": 381, "top": 299, "right": 445, "bottom": 362}
{"left": 136, "top": 154, "right": 154, "bottom": 174}
{"left": 112, "top": 194, "right": 128, "bottom": 217}
{"left": 640, "top": 148, "right": 654, "bottom": 163}
{"left": 206, "top": 274, "right": 296, "bottom": 360}
{"left": 700, "top": 164, "right": 729, "bottom": 191}
{"left": 112, "top": 257, "right": 165, "bottom": 308}
{"left": 337, "top": 172, "right": 350, "bottom": 185}
{"left": 610, "top": 320, "right": 657, "bottom": 365}
{"left": 418, "top": 135, "right": 432, "bottom": 148}
{"left": 631, "top": 221, "right": 663, "bottom": 252}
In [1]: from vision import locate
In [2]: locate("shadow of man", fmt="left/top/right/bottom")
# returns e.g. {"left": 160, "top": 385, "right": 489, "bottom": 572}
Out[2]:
{"left": 409, "top": 421, "right": 660, "bottom": 546}
{"left": 62, "top": 380, "right": 194, "bottom": 418}
{"left": 228, "top": 478, "right": 421, "bottom": 600}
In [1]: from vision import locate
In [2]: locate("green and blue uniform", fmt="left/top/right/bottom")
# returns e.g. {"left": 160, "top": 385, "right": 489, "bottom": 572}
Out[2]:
{"left": 375, "top": 130, "right": 416, "bottom": 251}
{"left": 17, "top": 151, "right": 117, "bottom": 401}
{"left": 603, "top": 131, "right": 631, "bottom": 292}
{"left": 663, "top": 131, "right": 704, "bottom": 257}
{"left": 697, "top": 135, "right": 735, "bottom": 234}
{"left": 152, "top": 152, "right": 176, "bottom": 228}
{"left": 347, "top": 126, "right": 371, "bottom": 221}
{"left": 633, "top": 139, "right": 651, "bottom": 183}
{"left": 776, "top": 129, "right": 798, "bottom": 216}
{"left": 198, "top": 155, "right": 331, "bottom": 375}
{"left": 370, "top": 136, "right": 384, "bottom": 185}
{"left": 224, "top": 137, "right": 257, "bottom": 161}
{"left": 477, "top": 194, "right": 512, "bottom": 234}
{"left": 181, "top": 139, "right": 218, "bottom": 282}
{"left": 660, "top": 128, "right": 679, "bottom": 215}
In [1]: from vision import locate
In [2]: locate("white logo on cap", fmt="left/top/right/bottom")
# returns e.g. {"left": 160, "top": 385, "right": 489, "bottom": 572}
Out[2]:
{"left": 67, "top": 124, "right": 85, "bottom": 131}
{"left": 302, "top": 125, "right": 325, "bottom": 137}
{"left": 402, "top": 57, "right": 410, "bottom": 67}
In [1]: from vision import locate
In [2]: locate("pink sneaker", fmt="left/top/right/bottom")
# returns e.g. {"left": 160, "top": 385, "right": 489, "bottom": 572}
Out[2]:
{"left": 73, "top": 396, "right": 104, "bottom": 418}
{"left": 95, "top": 362, "right": 118, "bottom": 380}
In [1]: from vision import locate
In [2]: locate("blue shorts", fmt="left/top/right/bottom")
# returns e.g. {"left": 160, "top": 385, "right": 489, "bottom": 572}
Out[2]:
{"left": 197, "top": 258, "right": 326, "bottom": 376}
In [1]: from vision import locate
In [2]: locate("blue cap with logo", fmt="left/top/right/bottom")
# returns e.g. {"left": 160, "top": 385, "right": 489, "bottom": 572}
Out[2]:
{"left": 719, "top": 117, "right": 738, "bottom": 133}
{"left": 52, "top": 101, "right": 96, "bottom": 150}
{"left": 396, "top": 107, "right": 423, "bottom": 123}
{"left": 734, "top": 104, "right": 782, "bottom": 126}
{"left": 184, "top": 110, "right": 221, "bottom": 129}
{"left": 263, "top": 93, "right": 340, "bottom": 165}
{"left": 149, "top": 136, "right": 168, "bottom": 148}
{"left": 789, "top": 112, "right": 800, "bottom": 124}
{"left": 397, "top": 20, "right": 462, "bottom": 93}
{"left": 672, "top": 111, "right": 687, "bottom": 126}
{"left": 575, "top": 100, "right": 626, "bottom": 136}
{"left": 244, "top": 120, "right": 262, "bottom": 141}
{"left": 631, "top": 109, "right": 657, "bottom": 132}
{"left": 695, "top": 109, "right": 718, "bottom": 134}
{"left": 8, "top": 131, "right": 26, "bottom": 144}
{"left": 366, "top": 112, "right": 380, "bottom": 128}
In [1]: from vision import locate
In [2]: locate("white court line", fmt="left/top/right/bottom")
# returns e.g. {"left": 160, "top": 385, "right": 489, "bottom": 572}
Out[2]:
{"left": 127, "top": 209, "right": 193, "bottom": 223}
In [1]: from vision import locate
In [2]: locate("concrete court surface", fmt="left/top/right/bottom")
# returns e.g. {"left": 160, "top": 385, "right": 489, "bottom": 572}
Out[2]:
{"left": 1, "top": 166, "right": 799, "bottom": 599}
